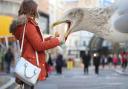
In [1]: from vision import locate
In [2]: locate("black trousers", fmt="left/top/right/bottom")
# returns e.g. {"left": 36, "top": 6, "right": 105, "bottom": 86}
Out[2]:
{"left": 84, "top": 64, "right": 89, "bottom": 74}
{"left": 122, "top": 62, "right": 127, "bottom": 70}
{"left": 6, "top": 62, "right": 11, "bottom": 73}
{"left": 95, "top": 65, "right": 99, "bottom": 74}
{"left": 24, "top": 83, "right": 34, "bottom": 89}
{"left": 16, "top": 77, "right": 34, "bottom": 89}
{"left": 56, "top": 66, "right": 62, "bottom": 74}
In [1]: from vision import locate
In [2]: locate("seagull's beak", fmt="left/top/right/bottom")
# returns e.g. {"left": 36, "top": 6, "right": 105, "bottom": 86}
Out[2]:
{"left": 51, "top": 20, "right": 67, "bottom": 28}
{"left": 51, "top": 20, "right": 71, "bottom": 41}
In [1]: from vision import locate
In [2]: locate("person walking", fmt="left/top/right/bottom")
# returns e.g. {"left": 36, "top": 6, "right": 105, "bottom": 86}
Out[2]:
{"left": 112, "top": 54, "right": 118, "bottom": 68}
{"left": 10, "top": 0, "right": 64, "bottom": 89}
{"left": 93, "top": 53, "right": 101, "bottom": 75}
{"left": 55, "top": 54, "right": 64, "bottom": 74}
{"left": 120, "top": 51, "right": 127, "bottom": 72}
{"left": 101, "top": 55, "right": 107, "bottom": 69}
{"left": 80, "top": 51, "right": 91, "bottom": 75}
{"left": 107, "top": 54, "right": 113, "bottom": 68}
{"left": 47, "top": 54, "right": 54, "bottom": 74}
{"left": 4, "top": 48, "right": 14, "bottom": 73}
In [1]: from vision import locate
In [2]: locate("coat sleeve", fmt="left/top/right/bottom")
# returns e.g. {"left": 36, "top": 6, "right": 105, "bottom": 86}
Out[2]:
{"left": 44, "top": 36, "right": 52, "bottom": 41}
{"left": 26, "top": 23, "right": 60, "bottom": 51}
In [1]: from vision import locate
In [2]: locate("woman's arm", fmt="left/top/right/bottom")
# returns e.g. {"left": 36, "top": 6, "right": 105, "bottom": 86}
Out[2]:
{"left": 26, "top": 23, "right": 60, "bottom": 51}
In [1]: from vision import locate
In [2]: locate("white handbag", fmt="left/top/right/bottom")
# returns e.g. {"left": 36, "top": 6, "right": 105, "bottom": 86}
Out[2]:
{"left": 15, "top": 23, "right": 41, "bottom": 86}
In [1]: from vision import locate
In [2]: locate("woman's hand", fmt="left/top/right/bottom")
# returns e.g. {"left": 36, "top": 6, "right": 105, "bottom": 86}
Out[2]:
{"left": 54, "top": 31, "right": 60, "bottom": 37}
{"left": 55, "top": 31, "right": 65, "bottom": 45}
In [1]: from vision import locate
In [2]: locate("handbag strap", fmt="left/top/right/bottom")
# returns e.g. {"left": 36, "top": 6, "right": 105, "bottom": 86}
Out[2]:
{"left": 20, "top": 23, "right": 26, "bottom": 54}
{"left": 20, "top": 23, "right": 39, "bottom": 66}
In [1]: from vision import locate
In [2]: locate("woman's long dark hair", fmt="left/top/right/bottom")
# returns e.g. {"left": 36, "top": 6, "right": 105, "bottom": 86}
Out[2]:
{"left": 18, "top": 0, "right": 39, "bottom": 18}
{"left": 10, "top": 0, "right": 39, "bottom": 34}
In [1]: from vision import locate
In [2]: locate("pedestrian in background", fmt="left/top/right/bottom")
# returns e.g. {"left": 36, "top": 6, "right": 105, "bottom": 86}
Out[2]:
{"left": 4, "top": 47, "right": 14, "bottom": 73}
{"left": 112, "top": 54, "right": 118, "bottom": 68}
{"left": 80, "top": 51, "right": 91, "bottom": 75}
{"left": 107, "top": 54, "right": 113, "bottom": 68}
{"left": 47, "top": 54, "right": 54, "bottom": 74}
{"left": 120, "top": 51, "right": 127, "bottom": 72}
{"left": 55, "top": 54, "right": 64, "bottom": 74}
{"left": 101, "top": 55, "right": 107, "bottom": 69}
{"left": 67, "top": 58, "right": 74, "bottom": 70}
{"left": 93, "top": 53, "right": 101, "bottom": 75}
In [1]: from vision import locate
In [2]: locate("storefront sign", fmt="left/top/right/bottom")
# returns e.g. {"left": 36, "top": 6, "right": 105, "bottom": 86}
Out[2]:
{"left": 0, "top": 15, "right": 13, "bottom": 37}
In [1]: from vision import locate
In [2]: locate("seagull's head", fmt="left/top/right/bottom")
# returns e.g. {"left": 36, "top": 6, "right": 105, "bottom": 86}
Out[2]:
{"left": 52, "top": 8, "right": 84, "bottom": 40}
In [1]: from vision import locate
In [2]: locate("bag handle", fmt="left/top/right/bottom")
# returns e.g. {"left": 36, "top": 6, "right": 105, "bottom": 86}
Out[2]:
{"left": 24, "top": 63, "right": 37, "bottom": 78}
{"left": 20, "top": 23, "right": 39, "bottom": 66}
{"left": 20, "top": 23, "right": 26, "bottom": 54}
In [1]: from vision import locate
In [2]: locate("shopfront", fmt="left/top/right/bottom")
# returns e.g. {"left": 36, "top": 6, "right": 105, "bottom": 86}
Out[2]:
{"left": 0, "top": 1, "right": 49, "bottom": 47}
{"left": 0, "top": 0, "right": 49, "bottom": 71}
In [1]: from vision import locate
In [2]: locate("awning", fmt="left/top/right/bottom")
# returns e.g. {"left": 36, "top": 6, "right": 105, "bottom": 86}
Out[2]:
{"left": 0, "top": 15, "right": 13, "bottom": 37}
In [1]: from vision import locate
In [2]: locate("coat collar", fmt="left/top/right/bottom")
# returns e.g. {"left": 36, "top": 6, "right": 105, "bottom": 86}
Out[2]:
{"left": 27, "top": 16, "right": 38, "bottom": 26}
{"left": 27, "top": 17, "right": 43, "bottom": 41}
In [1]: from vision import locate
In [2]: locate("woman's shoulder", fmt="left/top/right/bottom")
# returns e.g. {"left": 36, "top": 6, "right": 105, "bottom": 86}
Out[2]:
{"left": 10, "top": 15, "right": 27, "bottom": 33}
{"left": 27, "top": 16, "right": 38, "bottom": 26}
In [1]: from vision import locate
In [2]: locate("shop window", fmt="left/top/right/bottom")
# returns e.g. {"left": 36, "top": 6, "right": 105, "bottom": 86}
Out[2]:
{"left": 38, "top": 13, "right": 49, "bottom": 34}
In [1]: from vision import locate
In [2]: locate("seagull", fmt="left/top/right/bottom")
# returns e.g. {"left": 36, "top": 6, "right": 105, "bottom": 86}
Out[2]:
{"left": 52, "top": 0, "right": 128, "bottom": 43}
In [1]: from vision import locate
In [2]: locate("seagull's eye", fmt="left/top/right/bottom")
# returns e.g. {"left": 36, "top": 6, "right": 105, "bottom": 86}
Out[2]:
{"left": 69, "top": 12, "right": 74, "bottom": 17}
{"left": 75, "top": 10, "right": 81, "bottom": 17}
{"left": 75, "top": 9, "right": 84, "bottom": 17}
{"left": 75, "top": 12, "right": 79, "bottom": 17}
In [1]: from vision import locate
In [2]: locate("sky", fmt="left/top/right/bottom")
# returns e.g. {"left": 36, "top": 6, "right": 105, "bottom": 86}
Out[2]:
{"left": 100, "top": 0, "right": 114, "bottom": 7}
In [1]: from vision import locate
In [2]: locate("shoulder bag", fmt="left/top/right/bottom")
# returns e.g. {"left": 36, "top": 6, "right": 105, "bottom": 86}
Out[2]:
{"left": 15, "top": 23, "right": 41, "bottom": 86}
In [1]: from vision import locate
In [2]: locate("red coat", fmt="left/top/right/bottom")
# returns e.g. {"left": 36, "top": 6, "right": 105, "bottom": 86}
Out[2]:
{"left": 14, "top": 17, "right": 60, "bottom": 80}
{"left": 121, "top": 52, "right": 127, "bottom": 63}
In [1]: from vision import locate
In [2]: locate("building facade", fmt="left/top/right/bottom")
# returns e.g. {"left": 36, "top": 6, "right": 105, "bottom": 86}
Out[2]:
{"left": 0, "top": 0, "right": 49, "bottom": 44}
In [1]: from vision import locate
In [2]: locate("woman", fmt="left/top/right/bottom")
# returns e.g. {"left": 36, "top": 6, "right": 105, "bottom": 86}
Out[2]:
{"left": 112, "top": 54, "right": 118, "bottom": 68}
{"left": 10, "top": 0, "right": 64, "bottom": 89}
{"left": 120, "top": 51, "right": 127, "bottom": 72}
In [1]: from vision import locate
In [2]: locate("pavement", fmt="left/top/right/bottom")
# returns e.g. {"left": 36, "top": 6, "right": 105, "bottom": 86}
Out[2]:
{"left": 0, "top": 72, "right": 15, "bottom": 89}
{"left": 114, "top": 66, "right": 128, "bottom": 75}
{"left": 34, "top": 66, "right": 128, "bottom": 89}
{"left": 1, "top": 65, "right": 128, "bottom": 89}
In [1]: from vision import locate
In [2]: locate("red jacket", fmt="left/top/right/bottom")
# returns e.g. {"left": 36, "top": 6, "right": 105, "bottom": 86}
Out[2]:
{"left": 14, "top": 16, "right": 60, "bottom": 80}
{"left": 121, "top": 52, "right": 127, "bottom": 63}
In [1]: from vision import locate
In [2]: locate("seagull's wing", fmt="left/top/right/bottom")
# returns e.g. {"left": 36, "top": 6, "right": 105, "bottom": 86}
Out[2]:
{"left": 80, "top": 6, "right": 114, "bottom": 35}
